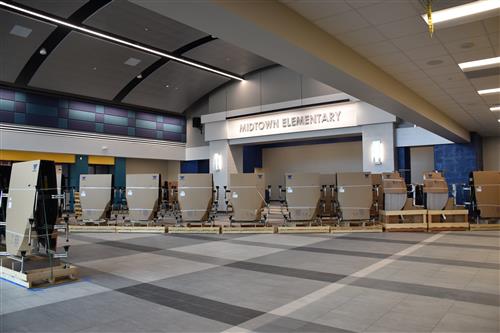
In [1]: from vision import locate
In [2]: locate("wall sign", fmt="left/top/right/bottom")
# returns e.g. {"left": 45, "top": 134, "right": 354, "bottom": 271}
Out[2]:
{"left": 227, "top": 102, "right": 358, "bottom": 139}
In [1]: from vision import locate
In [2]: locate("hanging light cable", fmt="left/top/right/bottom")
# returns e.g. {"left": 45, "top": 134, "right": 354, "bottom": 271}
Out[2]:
{"left": 426, "top": 0, "right": 434, "bottom": 37}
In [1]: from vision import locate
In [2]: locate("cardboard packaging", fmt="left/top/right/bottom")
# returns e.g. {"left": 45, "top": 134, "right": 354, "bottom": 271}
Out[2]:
{"left": 126, "top": 174, "right": 160, "bottom": 221}
{"left": 177, "top": 174, "right": 213, "bottom": 222}
{"left": 285, "top": 173, "right": 321, "bottom": 221}
{"left": 229, "top": 173, "right": 266, "bottom": 222}
{"left": 381, "top": 172, "right": 407, "bottom": 211}
{"left": 472, "top": 171, "right": 500, "bottom": 218}
{"left": 423, "top": 171, "right": 449, "bottom": 210}
{"left": 337, "top": 172, "right": 372, "bottom": 220}
{"left": 79, "top": 174, "right": 112, "bottom": 221}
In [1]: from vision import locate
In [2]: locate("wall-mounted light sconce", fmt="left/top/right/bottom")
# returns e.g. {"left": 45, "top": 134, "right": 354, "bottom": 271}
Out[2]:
{"left": 213, "top": 153, "right": 223, "bottom": 172}
{"left": 371, "top": 140, "right": 383, "bottom": 165}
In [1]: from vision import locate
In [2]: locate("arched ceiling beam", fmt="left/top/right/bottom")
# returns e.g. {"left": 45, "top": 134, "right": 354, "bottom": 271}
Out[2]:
{"left": 0, "top": 1, "right": 244, "bottom": 84}
{"left": 113, "top": 35, "right": 216, "bottom": 102}
{"left": 13, "top": 0, "right": 112, "bottom": 86}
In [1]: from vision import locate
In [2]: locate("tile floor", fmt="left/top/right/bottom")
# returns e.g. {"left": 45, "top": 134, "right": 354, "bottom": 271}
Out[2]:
{"left": 0, "top": 231, "right": 499, "bottom": 332}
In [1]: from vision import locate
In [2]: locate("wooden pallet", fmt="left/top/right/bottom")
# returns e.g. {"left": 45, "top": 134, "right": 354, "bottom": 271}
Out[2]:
{"left": 0, "top": 259, "right": 78, "bottom": 288}
{"left": 277, "top": 226, "right": 331, "bottom": 233}
{"left": 331, "top": 224, "right": 383, "bottom": 233}
{"left": 469, "top": 223, "right": 500, "bottom": 231}
{"left": 167, "top": 226, "right": 221, "bottom": 234}
{"left": 116, "top": 226, "right": 165, "bottom": 233}
{"left": 222, "top": 226, "right": 276, "bottom": 234}
{"left": 69, "top": 225, "right": 116, "bottom": 233}
{"left": 380, "top": 209, "right": 428, "bottom": 232}
{"left": 428, "top": 209, "right": 469, "bottom": 231}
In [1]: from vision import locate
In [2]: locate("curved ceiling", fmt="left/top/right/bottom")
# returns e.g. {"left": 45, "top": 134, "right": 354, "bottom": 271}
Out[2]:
{"left": 0, "top": 0, "right": 274, "bottom": 114}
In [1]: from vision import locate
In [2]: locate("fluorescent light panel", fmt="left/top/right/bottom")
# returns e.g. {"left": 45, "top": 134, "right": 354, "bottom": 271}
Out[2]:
{"left": 0, "top": 1, "right": 244, "bottom": 81}
{"left": 478, "top": 87, "right": 500, "bottom": 95}
{"left": 9, "top": 24, "right": 32, "bottom": 38}
{"left": 490, "top": 106, "right": 500, "bottom": 111}
{"left": 459, "top": 56, "right": 500, "bottom": 71}
{"left": 421, "top": 0, "right": 500, "bottom": 24}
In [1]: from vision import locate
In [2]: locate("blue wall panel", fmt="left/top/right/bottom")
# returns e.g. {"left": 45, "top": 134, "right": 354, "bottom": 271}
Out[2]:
{"left": 434, "top": 133, "right": 482, "bottom": 186}
{"left": 0, "top": 86, "right": 186, "bottom": 142}
{"left": 181, "top": 160, "right": 210, "bottom": 173}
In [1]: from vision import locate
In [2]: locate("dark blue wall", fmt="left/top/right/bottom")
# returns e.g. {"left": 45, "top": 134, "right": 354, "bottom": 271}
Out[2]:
{"left": 396, "top": 147, "right": 411, "bottom": 184}
{"left": 434, "top": 133, "right": 483, "bottom": 186}
{"left": 180, "top": 160, "right": 209, "bottom": 173}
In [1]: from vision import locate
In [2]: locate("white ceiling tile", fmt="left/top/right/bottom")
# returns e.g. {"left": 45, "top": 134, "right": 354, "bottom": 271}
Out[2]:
{"left": 284, "top": 0, "right": 351, "bottom": 21}
{"left": 470, "top": 76, "right": 500, "bottom": 90}
{"left": 404, "top": 44, "right": 449, "bottom": 61}
{"left": 435, "top": 21, "right": 487, "bottom": 42}
{"left": 451, "top": 48, "right": 495, "bottom": 63}
{"left": 488, "top": 32, "right": 499, "bottom": 47}
{"left": 480, "top": 94, "right": 500, "bottom": 105}
{"left": 482, "top": 16, "right": 500, "bottom": 33}
{"left": 391, "top": 32, "right": 440, "bottom": 50}
{"left": 315, "top": 10, "right": 370, "bottom": 34}
{"left": 384, "top": 61, "right": 422, "bottom": 74}
{"left": 443, "top": 36, "right": 492, "bottom": 55}
{"left": 431, "top": 71, "right": 468, "bottom": 84}
{"left": 369, "top": 52, "right": 411, "bottom": 67}
{"left": 376, "top": 16, "right": 428, "bottom": 39}
{"left": 414, "top": 55, "right": 457, "bottom": 71}
{"left": 356, "top": 1, "right": 418, "bottom": 26}
{"left": 348, "top": 0, "right": 383, "bottom": 9}
{"left": 436, "top": 79, "right": 473, "bottom": 90}
{"left": 335, "top": 27, "right": 386, "bottom": 46}
{"left": 352, "top": 40, "right": 400, "bottom": 57}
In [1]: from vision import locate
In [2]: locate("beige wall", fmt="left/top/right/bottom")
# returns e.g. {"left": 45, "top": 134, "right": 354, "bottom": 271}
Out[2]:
{"left": 483, "top": 137, "right": 500, "bottom": 171}
{"left": 262, "top": 141, "right": 362, "bottom": 200}
{"left": 410, "top": 146, "right": 434, "bottom": 184}
{"left": 126, "top": 158, "right": 180, "bottom": 183}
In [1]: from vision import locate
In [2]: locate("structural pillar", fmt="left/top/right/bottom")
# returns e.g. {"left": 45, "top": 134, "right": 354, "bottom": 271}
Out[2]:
{"left": 209, "top": 140, "right": 243, "bottom": 210}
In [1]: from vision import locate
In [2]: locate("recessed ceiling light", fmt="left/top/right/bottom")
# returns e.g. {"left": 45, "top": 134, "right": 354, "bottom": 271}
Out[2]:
{"left": 165, "top": 84, "right": 169, "bottom": 88}
{"left": 426, "top": 59, "right": 443, "bottom": 66}
{"left": 92, "top": 66, "right": 97, "bottom": 71}
{"left": 498, "top": 119, "right": 500, "bottom": 123}
{"left": 0, "top": 1, "right": 244, "bottom": 81}
{"left": 490, "top": 106, "right": 500, "bottom": 111}
{"left": 136, "top": 74, "right": 143, "bottom": 79}
{"left": 9, "top": 24, "right": 31, "bottom": 38}
{"left": 421, "top": 0, "right": 500, "bottom": 25}
{"left": 39, "top": 48, "right": 47, "bottom": 55}
{"left": 478, "top": 87, "right": 500, "bottom": 95}
{"left": 124, "top": 57, "right": 141, "bottom": 66}
{"left": 459, "top": 56, "right": 500, "bottom": 71}
{"left": 144, "top": 27, "right": 150, "bottom": 32}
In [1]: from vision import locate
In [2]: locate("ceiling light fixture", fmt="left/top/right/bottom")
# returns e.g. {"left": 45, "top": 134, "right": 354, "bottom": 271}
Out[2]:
{"left": 490, "top": 106, "right": 500, "bottom": 111}
{"left": 0, "top": 1, "right": 244, "bottom": 81}
{"left": 136, "top": 74, "right": 143, "bottom": 79}
{"left": 9, "top": 24, "right": 32, "bottom": 38}
{"left": 421, "top": 0, "right": 500, "bottom": 25}
{"left": 124, "top": 57, "right": 141, "bottom": 67}
{"left": 39, "top": 48, "right": 47, "bottom": 55}
{"left": 459, "top": 56, "right": 500, "bottom": 71}
{"left": 478, "top": 88, "right": 500, "bottom": 95}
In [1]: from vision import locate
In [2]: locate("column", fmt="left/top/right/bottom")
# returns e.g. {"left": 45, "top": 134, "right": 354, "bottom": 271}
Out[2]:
{"left": 209, "top": 140, "right": 243, "bottom": 210}
{"left": 362, "top": 123, "right": 395, "bottom": 173}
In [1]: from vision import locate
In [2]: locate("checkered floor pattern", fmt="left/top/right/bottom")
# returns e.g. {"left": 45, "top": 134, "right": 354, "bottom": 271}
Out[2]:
{"left": 1, "top": 231, "right": 499, "bottom": 332}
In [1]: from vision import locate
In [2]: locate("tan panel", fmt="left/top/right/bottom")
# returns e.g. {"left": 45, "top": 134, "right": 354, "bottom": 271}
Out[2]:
{"left": 177, "top": 174, "right": 213, "bottom": 222}
{"left": 229, "top": 173, "right": 266, "bottom": 222}
{"left": 126, "top": 174, "right": 160, "bottom": 221}
{"left": 337, "top": 172, "right": 372, "bottom": 220}
{"left": 6, "top": 160, "right": 40, "bottom": 256}
{"left": 285, "top": 173, "right": 321, "bottom": 221}
{"left": 473, "top": 171, "right": 500, "bottom": 218}
{"left": 79, "top": 174, "right": 112, "bottom": 221}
